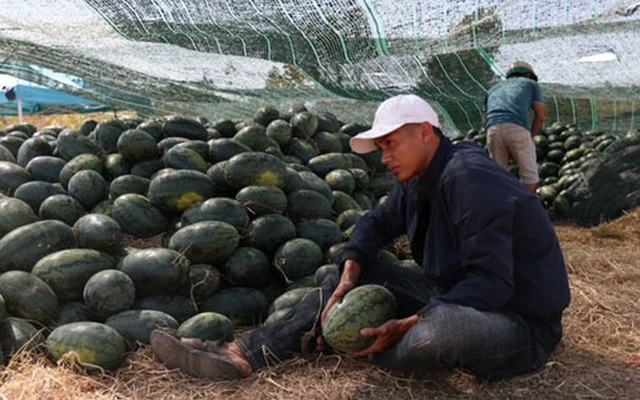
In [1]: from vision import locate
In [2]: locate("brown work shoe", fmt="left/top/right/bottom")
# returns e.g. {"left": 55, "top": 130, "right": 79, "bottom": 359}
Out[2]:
{"left": 150, "top": 330, "right": 244, "bottom": 380}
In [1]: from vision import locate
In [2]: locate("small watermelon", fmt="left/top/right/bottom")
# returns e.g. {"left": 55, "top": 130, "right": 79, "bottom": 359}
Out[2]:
{"left": 177, "top": 312, "right": 235, "bottom": 342}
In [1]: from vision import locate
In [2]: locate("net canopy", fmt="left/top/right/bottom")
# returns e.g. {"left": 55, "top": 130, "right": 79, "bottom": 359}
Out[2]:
{"left": 1, "top": 0, "right": 639, "bottom": 134}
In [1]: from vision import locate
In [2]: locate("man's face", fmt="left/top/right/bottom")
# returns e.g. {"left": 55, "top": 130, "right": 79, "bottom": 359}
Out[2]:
{"left": 375, "top": 123, "right": 435, "bottom": 182}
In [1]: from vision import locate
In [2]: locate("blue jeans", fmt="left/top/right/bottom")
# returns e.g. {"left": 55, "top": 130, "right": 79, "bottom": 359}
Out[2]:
{"left": 236, "top": 259, "right": 562, "bottom": 379}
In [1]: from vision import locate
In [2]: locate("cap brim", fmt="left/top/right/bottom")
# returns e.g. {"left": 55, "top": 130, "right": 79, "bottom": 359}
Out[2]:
{"left": 349, "top": 123, "right": 405, "bottom": 154}
{"left": 508, "top": 67, "right": 533, "bottom": 75}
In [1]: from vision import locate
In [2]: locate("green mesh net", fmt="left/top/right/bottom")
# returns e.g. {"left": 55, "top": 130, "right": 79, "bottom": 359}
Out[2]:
{"left": 2, "top": 0, "right": 639, "bottom": 133}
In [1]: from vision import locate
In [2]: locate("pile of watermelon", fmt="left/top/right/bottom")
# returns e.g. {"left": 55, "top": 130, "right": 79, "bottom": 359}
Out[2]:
{"left": 0, "top": 105, "right": 402, "bottom": 370}
{"left": 1, "top": 103, "right": 638, "bottom": 371}
{"left": 459, "top": 122, "right": 640, "bottom": 225}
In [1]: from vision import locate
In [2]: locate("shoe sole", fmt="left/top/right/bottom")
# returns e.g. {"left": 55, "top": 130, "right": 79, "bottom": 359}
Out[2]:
{"left": 150, "top": 330, "right": 244, "bottom": 380}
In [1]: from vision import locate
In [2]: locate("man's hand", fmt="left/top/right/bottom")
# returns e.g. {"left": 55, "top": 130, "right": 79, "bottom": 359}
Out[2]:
{"left": 317, "top": 260, "right": 362, "bottom": 352}
{"left": 349, "top": 315, "right": 420, "bottom": 358}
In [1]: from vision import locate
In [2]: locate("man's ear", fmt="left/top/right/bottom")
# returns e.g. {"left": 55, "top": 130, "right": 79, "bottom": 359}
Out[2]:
{"left": 419, "top": 122, "right": 434, "bottom": 141}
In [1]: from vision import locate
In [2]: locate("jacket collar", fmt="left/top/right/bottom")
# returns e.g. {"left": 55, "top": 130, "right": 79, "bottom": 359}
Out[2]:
{"left": 409, "top": 136, "right": 453, "bottom": 198}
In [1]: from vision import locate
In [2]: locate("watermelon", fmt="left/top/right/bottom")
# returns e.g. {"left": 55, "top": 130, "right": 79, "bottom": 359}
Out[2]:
{"left": 177, "top": 312, "right": 235, "bottom": 342}
{"left": 46, "top": 321, "right": 126, "bottom": 370}
{"left": 108, "top": 174, "right": 151, "bottom": 199}
{"left": 38, "top": 194, "right": 86, "bottom": 225}
{"left": 94, "top": 118, "right": 129, "bottom": 153}
{"left": 0, "top": 197, "right": 39, "bottom": 238}
{"left": 287, "top": 274, "right": 318, "bottom": 290}
{"left": 265, "top": 119, "right": 292, "bottom": 146}
{"left": 0, "top": 143, "right": 16, "bottom": 162}
{"left": 225, "top": 246, "right": 271, "bottom": 288}
{"left": 307, "top": 153, "right": 357, "bottom": 178}
{"left": 0, "top": 270, "right": 59, "bottom": 325}
{"left": 162, "top": 115, "right": 208, "bottom": 140}
{"left": 180, "top": 197, "right": 249, "bottom": 230}
{"left": 282, "top": 137, "right": 318, "bottom": 163}
{"left": 129, "top": 159, "right": 164, "bottom": 179}
{"left": 13, "top": 180, "right": 67, "bottom": 213}
{"left": 0, "top": 293, "right": 5, "bottom": 321}
{"left": 0, "top": 219, "right": 76, "bottom": 272}
{"left": 25, "top": 154, "right": 66, "bottom": 183}
{"left": 83, "top": 269, "right": 136, "bottom": 320}
{"left": 147, "top": 169, "right": 214, "bottom": 215}
{"left": 253, "top": 105, "right": 280, "bottom": 126}
{"left": 268, "top": 286, "right": 315, "bottom": 315}
{"left": 116, "top": 129, "right": 159, "bottom": 163}
{"left": 314, "top": 263, "right": 339, "bottom": 285}
{"left": 0, "top": 136, "right": 24, "bottom": 158}
{"left": 156, "top": 137, "right": 189, "bottom": 153}
{"left": 31, "top": 248, "right": 116, "bottom": 301}
{"left": 16, "top": 136, "right": 52, "bottom": 167}
{"left": 117, "top": 247, "right": 189, "bottom": 297}
{"left": 110, "top": 193, "right": 171, "bottom": 239}
{"left": 235, "top": 184, "right": 287, "bottom": 216}
{"left": 290, "top": 111, "right": 318, "bottom": 139}
{"left": 207, "top": 138, "right": 252, "bottom": 163}
{"left": 200, "top": 287, "right": 269, "bottom": 327}
{"left": 326, "top": 242, "right": 348, "bottom": 264}
{"left": 273, "top": 238, "right": 324, "bottom": 282}
{"left": 336, "top": 209, "right": 367, "bottom": 231}
{"left": 234, "top": 124, "right": 271, "bottom": 152}
{"left": 173, "top": 140, "right": 210, "bottom": 161}
{"left": 282, "top": 167, "right": 307, "bottom": 194}
{"left": 323, "top": 284, "right": 397, "bottom": 353}
{"left": 241, "top": 213, "right": 296, "bottom": 256}
{"left": 298, "top": 170, "right": 333, "bottom": 201}
{"left": 167, "top": 220, "right": 240, "bottom": 265}
{"left": 286, "top": 189, "right": 333, "bottom": 221}
{"left": 331, "top": 190, "right": 362, "bottom": 215}
{"left": 105, "top": 309, "right": 178, "bottom": 345}
{"left": 0, "top": 317, "right": 45, "bottom": 359}
{"left": 103, "top": 153, "right": 131, "bottom": 180}
{"left": 58, "top": 153, "right": 104, "bottom": 189}
{"left": 53, "top": 301, "right": 95, "bottom": 327}
{"left": 312, "top": 131, "right": 343, "bottom": 154}
{"left": 162, "top": 145, "right": 208, "bottom": 173}
{"left": 325, "top": 169, "right": 356, "bottom": 194}
{"left": 263, "top": 308, "right": 293, "bottom": 325}
{"left": 179, "top": 263, "right": 223, "bottom": 304}
{"left": 67, "top": 169, "right": 109, "bottom": 210}
{"left": 294, "top": 218, "right": 343, "bottom": 251}
{"left": 223, "top": 152, "right": 288, "bottom": 191}
{"left": 209, "top": 119, "right": 237, "bottom": 138}
{"left": 55, "top": 128, "right": 103, "bottom": 161}
{"left": 133, "top": 294, "right": 198, "bottom": 323}
{"left": 72, "top": 213, "right": 123, "bottom": 254}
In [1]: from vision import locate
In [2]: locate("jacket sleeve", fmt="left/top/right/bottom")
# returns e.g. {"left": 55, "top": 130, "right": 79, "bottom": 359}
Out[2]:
{"left": 430, "top": 167, "right": 517, "bottom": 311}
{"left": 341, "top": 183, "right": 407, "bottom": 267}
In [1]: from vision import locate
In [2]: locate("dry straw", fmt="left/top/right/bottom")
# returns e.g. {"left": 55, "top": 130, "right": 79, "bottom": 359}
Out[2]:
{"left": 2, "top": 212, "right": 640, "bottom": 399}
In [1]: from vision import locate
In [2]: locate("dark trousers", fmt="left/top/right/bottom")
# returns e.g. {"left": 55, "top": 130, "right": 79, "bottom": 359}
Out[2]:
{"left": 236, "top": 260, "right": 561, "bottom": 379}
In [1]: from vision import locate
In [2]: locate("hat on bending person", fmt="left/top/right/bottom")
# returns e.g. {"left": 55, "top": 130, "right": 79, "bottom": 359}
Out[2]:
{"left": 349, "top": 94, "right": 440, "bottom": 154}
{"left": 506, "top": 61, "right": 536, "bottom": 78}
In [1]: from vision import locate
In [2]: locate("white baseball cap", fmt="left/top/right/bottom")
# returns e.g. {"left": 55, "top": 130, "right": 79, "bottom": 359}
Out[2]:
{"left": 349, "top": 94, "right": 440, "bottom": 154}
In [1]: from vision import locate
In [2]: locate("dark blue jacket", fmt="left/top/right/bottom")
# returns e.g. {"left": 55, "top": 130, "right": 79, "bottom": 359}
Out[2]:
{"left": 343, "top": 137, "right": 570, "bottom": 319}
